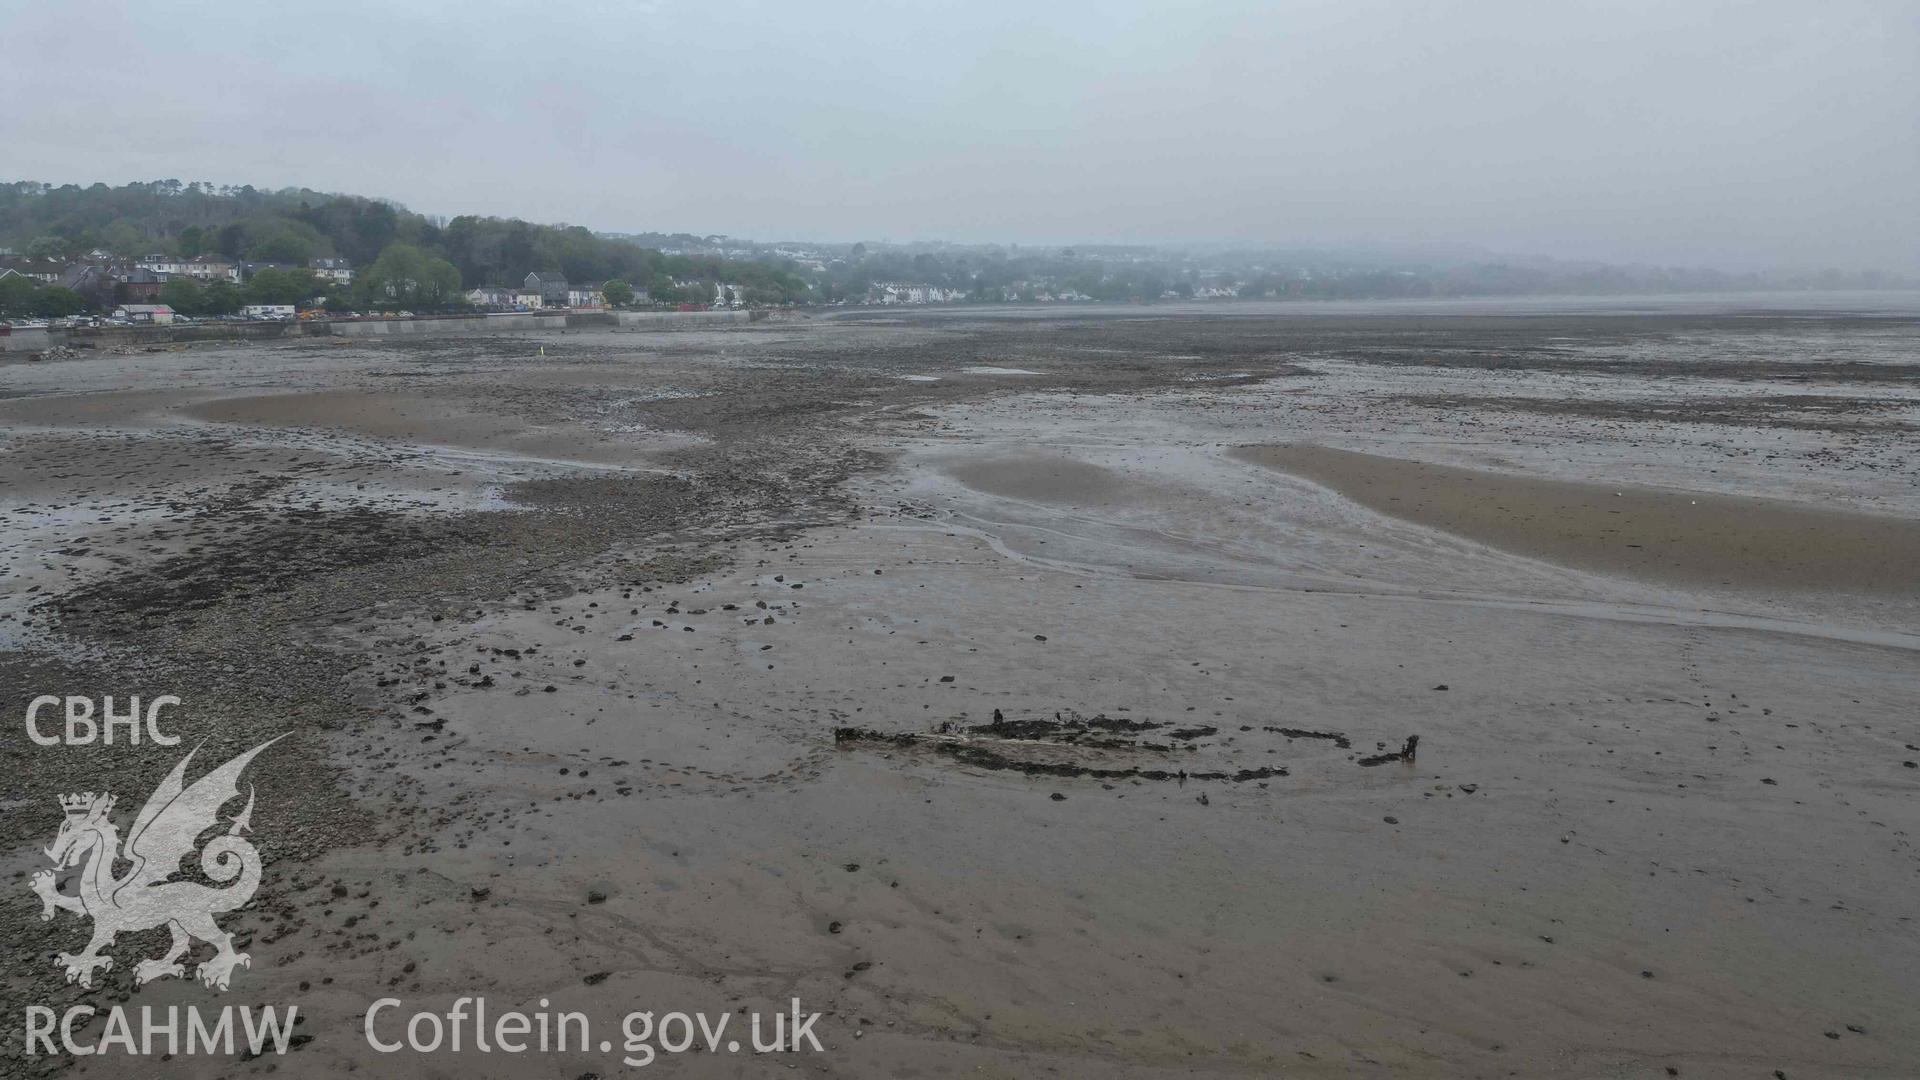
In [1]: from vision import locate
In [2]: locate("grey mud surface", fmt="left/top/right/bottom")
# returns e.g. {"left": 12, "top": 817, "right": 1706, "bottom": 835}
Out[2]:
{"left": 2, "top": 296, "right": 1918, "bottom": 1077}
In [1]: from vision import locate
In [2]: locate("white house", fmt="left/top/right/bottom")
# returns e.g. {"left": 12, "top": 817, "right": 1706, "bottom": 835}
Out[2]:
{"left": 466, "top": 286, "right": 517, "bottom": 308}
{"left": 136, "top": 254, "right": 193, "bottom": 276}
{"left": 309, "top": 257, "right": 354, "bottom": 284}
{"left": 196, "top": 255, "right": 239, "bottom": 283}
{"left": 2, "top": 259, "right": 64, "bottom": 284}
{"left": 113, "top": 304, "right": 176, "bottom": 325}
{"left": 873, "top": 282, "right": 962, "bottom": 305}
{"left": 136, "top": 254, "right": 237, "bottom": 282}
{"left": 190, "top": 255, "right": 240, "bottom": 282}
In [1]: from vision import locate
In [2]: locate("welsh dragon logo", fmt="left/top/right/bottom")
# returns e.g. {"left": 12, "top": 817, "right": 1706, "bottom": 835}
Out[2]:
{"left": 29, "top": 737, "right": 283, "bottom": 991}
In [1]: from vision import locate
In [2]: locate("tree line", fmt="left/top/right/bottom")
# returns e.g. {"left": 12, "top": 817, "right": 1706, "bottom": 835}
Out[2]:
{"left": 0, "top": 180, "right": 813, "bottom": 311}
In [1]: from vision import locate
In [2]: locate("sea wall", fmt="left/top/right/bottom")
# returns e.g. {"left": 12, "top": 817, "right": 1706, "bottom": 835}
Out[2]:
{"left": 321, "top": 309, "right": 756, "bottom": 337}
{"left": 2, "top": 308, "right": 769, "bottom": 354}
{"left": 0, "top": 326, "right": 52, "bottom": 354}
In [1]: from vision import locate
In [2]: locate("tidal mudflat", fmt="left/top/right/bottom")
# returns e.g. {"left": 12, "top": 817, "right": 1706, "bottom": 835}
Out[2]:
{"left": 3, "top": 296, "right": 1917, "bottom": 1077}
{"left": 1233, "top": 443, "right": 1920, "bottom": 594}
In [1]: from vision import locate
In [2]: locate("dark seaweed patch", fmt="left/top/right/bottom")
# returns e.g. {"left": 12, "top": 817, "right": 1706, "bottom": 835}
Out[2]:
{"left": 1265, "top": 726, "right": 1354, "bottom": 750}
{"left": 1357, "top": 735, "right": 1421, "bottom": 767}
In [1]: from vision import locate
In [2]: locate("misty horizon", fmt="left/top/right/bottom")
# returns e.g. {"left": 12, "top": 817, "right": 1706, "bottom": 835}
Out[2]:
{"left": 2, "top": 1, "right": 1915, "bottom": 274}
{"left": 9, "top": 177, "right": 1910, "bottom": 284}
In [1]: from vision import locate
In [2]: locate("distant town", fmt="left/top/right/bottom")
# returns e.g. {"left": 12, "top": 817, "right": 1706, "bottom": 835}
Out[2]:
{"left": 2, "top": 179, "right": 1908, "bottom": 327}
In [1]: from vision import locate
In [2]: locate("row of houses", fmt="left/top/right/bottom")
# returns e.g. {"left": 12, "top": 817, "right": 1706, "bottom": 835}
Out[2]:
{"left": 986, "top": 285, "right": 1096, "bottom": 303}
{"left": 466, "top": 271, "right": 606, "bottom": 311}
{"left": 0, "top": 260, "right": 157, "bottom": 306}
{"left": 871, "top": 282, "right": 968, "bottom": 304}
{"left": 128, "top": 254, "right": 354, "bottom": 285}
{"left": 0, "top": 253, "right": 354, "bottom": 305}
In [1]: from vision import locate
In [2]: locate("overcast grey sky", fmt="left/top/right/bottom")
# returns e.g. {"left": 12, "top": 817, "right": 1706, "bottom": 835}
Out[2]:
{"left": 2, "top": 0, "right": 1914, "bottom": 271}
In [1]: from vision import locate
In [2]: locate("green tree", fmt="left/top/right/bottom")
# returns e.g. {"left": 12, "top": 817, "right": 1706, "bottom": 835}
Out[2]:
{"left": 245, "top": 267, "right": 322, "bottom": 306}
{"left": 0, "top": 275, "right": 38, "bottom": 317}
{"left": 160, "top": 276, "right": 205, "bottom": 315}
{"left": 201, "top": 280, "right": 240, "bottom": 315}
{"left": 34, "top": 287, "right": 87, "bottom": 317}
{"left": 241, "top": 217, "right": 322, "bottom": 263}
{"left": 99, "top": 221, "right": 144, "bottom": 256}
{"left": 364, "top": 243, "right": 462, "bottom": 309}
{"left": 648, "top": 275, "right": 713, "bottom": 305}
{"left": 318, "top": 282, "right": 354, "bottom": 311}
{"left": 602, "top": 279, "right": 635, "bottom": 307}
{"left": 215, "top": 222, "right": 247, "bottom": 257}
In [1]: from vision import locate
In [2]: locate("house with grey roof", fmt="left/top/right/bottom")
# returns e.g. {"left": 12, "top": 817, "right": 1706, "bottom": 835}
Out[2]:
{"left": 309, "top": 257, "right": 354, "bottom": 284}
{"left": 121, "top": 268, "right": 168, "bottom": 302}
{"left": 61, "top": 263, "right": 116, "bottom": 304}
{"left": 524, "top": 270, "right": 568, "bottom": 303}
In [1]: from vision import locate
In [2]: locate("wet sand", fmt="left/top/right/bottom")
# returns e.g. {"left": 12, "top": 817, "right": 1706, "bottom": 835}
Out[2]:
{"left": 944, "top": 453, "right": 1140, "bottom": 506}
{"left": 182, "top": 388, "right": 687, "bottom": 466}
{"left": 1235, "top": 443, "right": 1920, "bottom": 594}
{"left": 2, "top": 299, "right": 1917, "bottom": 1078}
